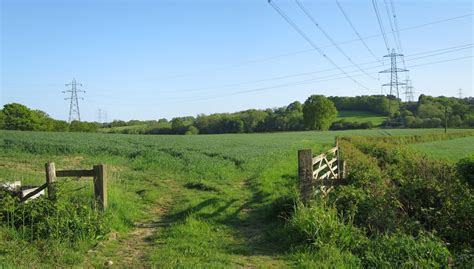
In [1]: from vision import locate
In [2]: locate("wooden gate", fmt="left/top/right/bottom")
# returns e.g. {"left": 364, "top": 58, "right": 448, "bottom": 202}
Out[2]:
{"left": 298, "top": 143, "right": 345, "bottom": 203}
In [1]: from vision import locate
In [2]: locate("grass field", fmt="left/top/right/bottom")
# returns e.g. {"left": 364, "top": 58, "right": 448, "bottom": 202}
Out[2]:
{"left": 0, "top": 128, "right": 471, "bottom": 267}
{"left": 409, "top": 136, "right": 474, "bottom": 161}
{"left": 337, "top": 110, "right": 386, "bottom": 125}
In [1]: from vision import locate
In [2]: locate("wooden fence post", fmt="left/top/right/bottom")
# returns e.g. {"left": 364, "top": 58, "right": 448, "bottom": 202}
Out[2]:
{"left": 342, "top": 160, "right": 347, "bottom": 179}
{"left": 298, "top": 149, "right": 313, "bottom": 204}
{"left": 336, "top": 141, "right": 341, "bottom": 179}
{"left": 45, "top": 162, "right": 56, "bottom": 200}
{"left": 93, "top": 164, "right": 108, "bottom": 210}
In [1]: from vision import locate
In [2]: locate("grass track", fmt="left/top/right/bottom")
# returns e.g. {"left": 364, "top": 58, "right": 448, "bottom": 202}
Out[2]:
{"left": 0, "top": 128, "right": 470, "bottom": 267}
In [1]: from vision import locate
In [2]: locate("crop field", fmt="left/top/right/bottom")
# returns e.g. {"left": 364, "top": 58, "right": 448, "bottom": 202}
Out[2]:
{"left": 0, "top": 128, "right": 471, "bottom": 268}
{"left": 336, "top": 110, "right": 386, "bottom": 125}
{"left": 408, "top": 136, "right": 474, "bottom": 161}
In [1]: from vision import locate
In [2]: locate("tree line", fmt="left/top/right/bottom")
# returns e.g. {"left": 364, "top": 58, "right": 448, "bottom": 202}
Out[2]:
{"left": 0, "top": 103, "right": 100, "bottom": 132}
{"left": 1, "top": 94, "right": 473, "bottom": 134}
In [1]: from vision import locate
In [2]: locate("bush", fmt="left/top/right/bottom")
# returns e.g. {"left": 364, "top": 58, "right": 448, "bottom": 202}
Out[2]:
{"left": 330, "top": 121, "right": 373, "bottom": 130}
{"left": 185, "top": 126, "right": 199, "bottom": 135}
{"left": 362, "top": 232, "right": 450, "bottom": 268}
{"left": 457, "top": 154, "right": 474, "bottom": 188}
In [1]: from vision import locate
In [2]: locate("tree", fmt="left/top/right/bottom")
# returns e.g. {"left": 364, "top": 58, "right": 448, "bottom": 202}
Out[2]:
{"left": 303, "top": 95, "right": 337, "bottom": 131}
{"left": 170, "top": 118, "right": 188, "bottom": 134}
{"left": 69, "top": 121, "right": 100, "bottom": 132}
{"left": 185, "top": 126, "right": 199, "bottom": 135}
{"left": 2, "top": 103, "right": 35, "bottom": 130}
{"left": 0, "top": 109, "right": 5, "bottom": 129}
{"left": 286, "top": 101, "right": 303, "bottom": 113}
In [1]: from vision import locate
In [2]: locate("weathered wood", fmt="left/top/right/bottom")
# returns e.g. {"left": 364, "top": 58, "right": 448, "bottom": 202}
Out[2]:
{"left": 312, "top": 153, "right": 326, "bottom": 165}
{"left": 324, "top": 157, "right": 338, "bottom": 179}
{"left": 312, "top": 146, "right": 338, "bottom": 165}
{"left": 298, "top": 149, "right": 313, "bottom": 204}
{"left": 319, "top": 164, "right": 338, "bottom": 180}
{"left": 313, "top": 163, "right": 328, "bottom": 176}
{"left": 342, "top": 160, "right": 347, "bottom": 179}
{"left": 320, "top": 170, "right": 332, "bottom": 179}
{"left": 56, "top": 169, "right": 96, "bottom": 177}
{"left": 326, "top": 157, "right": 337, "bottom": 166}
{"left": 93, "top": 164, "right": 108, "bottom": 210}
{"left": 301, "top": 144, "right": 343, "bottom": 197}
{"left": 20, "top": 183, "right": 48, "bottom": 203}
{"left": 45, "top": 162, "right": 57, "bottom": 200}
{"left": 326, "top": 146, "right": 338, "bottom": 155}
{"left": 336, "top": 141, "right": 341, "bottom": 179}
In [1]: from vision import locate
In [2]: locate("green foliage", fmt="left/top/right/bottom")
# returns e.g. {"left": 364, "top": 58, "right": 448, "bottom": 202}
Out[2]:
{"left": 0, "top": 187, "right": 108, "bottom": 243}
{"left": 289, "top": 201, "right": 366, "bottom": 250}
{"left": 69, "top": 120, "right": 100, "bottom": 132}
{"left": 329, "top": 95, "right": 395, "bottom": 115}
{"left": 362, "top": 232, "right": 450, "bottom": 268}
{"left": 0, "top": 129, "right": 471, "bottom": 267}
{"left": 339, "top": 135, "right": 472, "bottom": 260}
{"left": 2, "top": 103, "right": 35, "bottom": 130}
{"left": 184, "top": 125, "right": 199, "bottom": 135}
{"left": 457, "top": 154, "right": 474, "bottom": 188}
{"left": 303, "top": 95, "right": 337, "bottom": 130}
{"left": 0, "top": 109, "right": 6, "bottom": 129}
{"left": 331, "top": 120, "right": 374, "bottom": 130}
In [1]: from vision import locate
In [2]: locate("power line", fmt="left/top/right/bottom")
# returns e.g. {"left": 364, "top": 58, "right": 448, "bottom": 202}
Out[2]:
{"left": 62, "top": 78, "right": 84, "bottom": 122}
{"left": 5, "top": 13, "right": 470, "bottom": 88}
{"left": 295, "top": 0, "right": 378, "bottom": 80}
{"left": 100, "top": 55, "right": 472, "bottom": 107}
{"left": 154, "top": 13, "right": 472, "bottom": 81}
{"left": 167, "top": 43, "right": 472, "bottom": 94}
{"left": 183, "top": 55, "right": 473, "bottom": 104}
{"left": 267, "top": 0, "right": 375, "bottom": 93}
{"left": 383, "top": 0, "right": 400, "bottom": 51}
{"left": 388, "top": 0, "right": 409, "bottom": 85}
{"left": 389, "top": 0, "right": 404, "bottom": 54}
{"left": 335, "top": 0, "right": 383, "bottom": 65}
{"left": 84, "top": 44, "right": 473, "bottom": 101}
{"left": 372, "top": 0, "right": 390, "bottom": 52}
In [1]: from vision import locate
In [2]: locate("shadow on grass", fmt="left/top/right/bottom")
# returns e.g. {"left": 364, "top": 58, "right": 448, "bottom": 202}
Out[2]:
{"left": 151, "top": 173, "right": 298, "bottom": 257}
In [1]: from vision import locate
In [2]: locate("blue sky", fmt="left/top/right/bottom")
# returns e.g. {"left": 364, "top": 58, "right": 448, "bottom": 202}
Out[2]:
{"left": 1, "top": 0, "right": 473, "bottom": 121}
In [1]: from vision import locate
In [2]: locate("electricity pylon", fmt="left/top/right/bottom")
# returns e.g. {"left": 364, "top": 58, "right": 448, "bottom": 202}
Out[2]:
{"left": 379, "top": 49, "right": 408, "bottom": 125}
{"left": 63, "top": 78, "right": 84, "bottom": 122}
{"left": 403, "top": 78, "right": 415, "bottom": 102}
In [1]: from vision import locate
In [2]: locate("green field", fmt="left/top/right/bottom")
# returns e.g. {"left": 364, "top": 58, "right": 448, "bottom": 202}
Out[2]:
{"left": 337, "top": 110, "right": 386, "bottom": 125}
{"left": 0, "top": 128, "right": 471, "bottom": 267}
{"left": 409, "top": 136, "right": 474, "bottom": 161}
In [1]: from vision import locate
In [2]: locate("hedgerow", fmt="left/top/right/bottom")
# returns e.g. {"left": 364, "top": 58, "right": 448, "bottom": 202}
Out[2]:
{"left": 290, "top": 134, "right": 474, "bottom": 267}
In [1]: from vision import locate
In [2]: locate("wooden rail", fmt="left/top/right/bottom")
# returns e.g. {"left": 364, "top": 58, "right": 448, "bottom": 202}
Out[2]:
{"left": 22, "top": 163, "right": 108, "bottom": 210}
{"left": 298, "top": 143, "right": 346, "bottom": 203}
